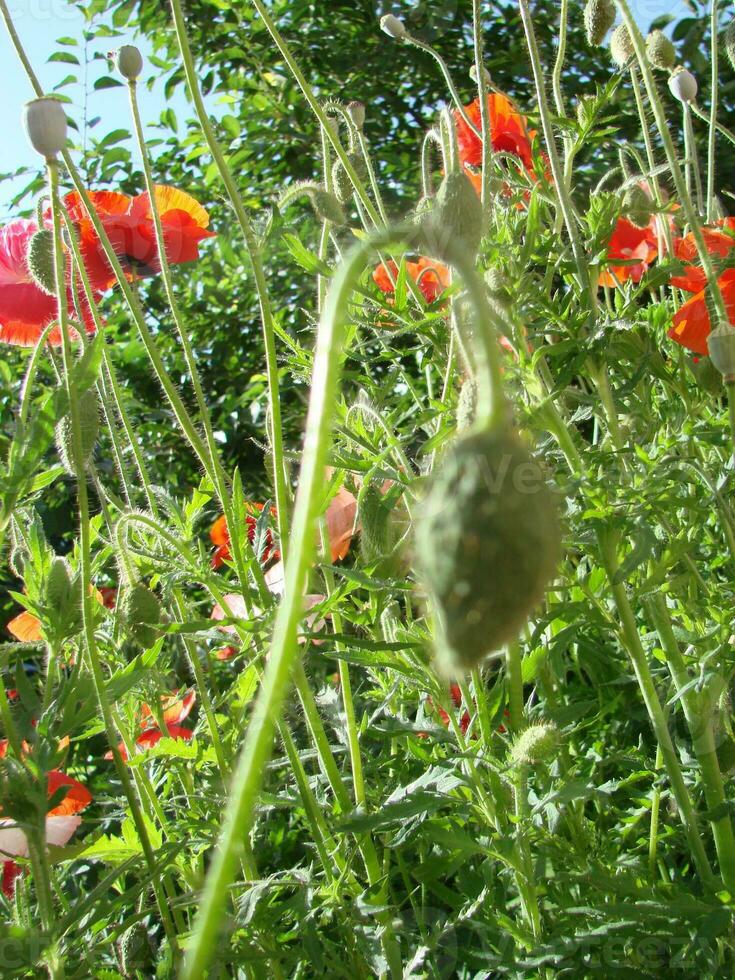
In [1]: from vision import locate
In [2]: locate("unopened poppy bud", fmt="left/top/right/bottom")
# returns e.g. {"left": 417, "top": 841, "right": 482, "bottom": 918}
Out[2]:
{"left": 311, "top": 189, "right": 346, "bottom": 225}
{"left": 347, "top": 101, "right": 365, "bottom": 131}
{"left": 27, "top": 229, "right": 56, "bottom": 295}
{"left": 469, "top": 64, "right": 492, "bottom": 86}
{"left": 584, "top": 0, "right": 615, "bottom": 46}
{"left": 56, "top": 389, "right": 99, "bottom": 475}
{"left": 707, "top": 322, "right": 735, "bottom": 380}
{"left": 46, "top": 557, "right": 73, "bottom": 610}
{"left": 669, "top": 67, "right": 698, "bottom": 103}
{"left": 23, "top": 97, "right": 67, "bottom": 159}
{"left": 359, "top": 482, "right": 393, "bottom": 563}
{"left": 624, "top": 185, "right": 653, "bottom": 228}
{"left": 726, "top": 20, "right": 735, "bottom": 74}
{"left": 332, "top": 151, "right": 367, "bottom": 204}
{"left": 509, "top": 722, "right": 560, "bottom": 766}
{"left": 646, "top": 29, "right": 675, "bottom": 70}
{"left": 119, "top": 584, "right": 162, "bottom": 649}
{"left": 610, "top": 24, "right": 635, "bottom": 68}
{"left": 421, "top": 170, "right": 484, "bottom": 262}
{"left": 380, "top": 14, "right": 407, "bottom": 39}
{"left": 115, "top": 44, "right": 143, "bottom": 82}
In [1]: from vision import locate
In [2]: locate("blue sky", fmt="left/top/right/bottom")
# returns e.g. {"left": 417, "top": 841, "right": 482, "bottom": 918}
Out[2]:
{"left": 1, "top": 0, "right": 691, "bottom": 218}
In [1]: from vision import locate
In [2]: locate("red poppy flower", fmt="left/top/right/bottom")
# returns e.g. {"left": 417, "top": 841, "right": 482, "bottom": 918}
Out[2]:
{"left": 63, "top": 185, "right": 216, "bottom": 292}
{"left": 455, "top": 93, "right": 537, "bottom": 174}
{"left": 373, "top": 257, "right": 450, "bottom": 305}
{"left": 599, "top": 216, "right": 660, "bottom": 288}
{"left": 670, "top": 218, "right": 735, "bottom": 294}
{"left": 215, "top": 645, "right": 237, "bottom": 661}
{"left": 668, "top": 269, "right": 735, "bottom": 356}
{"left": 139, "top": 689, "right": 196, "bottom": 727}
{"left": 0, "top": 219, "right": 97, "bottom": 347}
{"left": 210, "top": 502, "right": 279, "bottom": 570}
{"left": 98, "top": 587, "right": 117, "bottom": 609}
{"left": 0, "top": 770, "right": 92, "bottom": 898}
{"left": 104, "top": 689, "right": 196, "bottom": 762}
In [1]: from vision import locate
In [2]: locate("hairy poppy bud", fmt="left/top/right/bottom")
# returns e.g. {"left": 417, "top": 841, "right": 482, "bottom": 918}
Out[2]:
{"left": 624, "top": 185, "right": 653, "bottom": 228}
{"left": 332, "top": 151, "right": 367, "bottom": 204}
{"left": 727, "top": 20, "right": 735, "bottom": 74}
{"left": 646, "top": 29, "right": 675, "bottom": 70}
{"left": 115, "top": 45, "right": 143, "bottom": 82}
{"left": 380, "top": 14, "right": 407, "bottom": 39}
{"left": 469, "top": 64, "right": 492, "bottom": 86}
{"left": 347, "top": 101, "right": 366, "bottom": 131}
{"left": 669, "top": 67, "right": 698, "bottom": 103}
{"left": 610, "top": 24, "right": 635, "bottom": 69}
{"left": 584, "top": 0, "right": 615, "bottom": 46}
{"left": 456, "top": 379, "right": 477, "bottom": 431}
{"left": 119, "top": 584, "right": 162, "bottom": 649}
{"left": 46, "top": 556, "right": 74, "bottom": 610}
{"left": 415, "top": 426, "right": 561, "bottom": 674}
{"left": 421, "top": 170, "right": 484, "bottom": 262}
{"left": 118, "top": 921, "right": 154, "bottom": 977}
{"left": 707, "top": 322, "right": 735, "bottom": 380}
{"left": 56, "top": 389, "right": 99, "bottom": 475}
{"left": 23, "top": 97, "right": 67, "bottom": 159}
{"left": 359, "top": 482, "right": 394, "bottom": 563}
{"left": 509, "top": 722, "right": 560, "bottom": 766}
{"left": 27, "top": 229, "right": 56, "bottom": 295}
{"left": 311, "top": 189, "right": 346, "bottom": 225}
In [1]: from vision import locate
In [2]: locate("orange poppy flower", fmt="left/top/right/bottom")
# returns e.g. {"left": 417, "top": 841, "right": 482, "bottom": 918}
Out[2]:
{"left": 210, "top": 502, "right": 279, "bottom": 569}
{"left": 139, "top": 689, "right": 196, "bottom": 727}
{"left": 668, "top": 269, "right": 735, "bottom": 356}
{"left": 599, "top": 217, "right": 660, "bottom": 288}
{"left": 455, "top": 93, "right": 537, "bottom": 174}
{"left": 670, "top": 218, "right": 735, "bottom": 294}
{"left": 62, "top": 185, "right": 215, "bottom": 292}
{"left": 0, "top": 770, "right": 92, "bottom": 898}
{"left": 6, "top": 610, "right": 43, "bottom": 643}
{"left": 373, "top": 257, "right": 450, "bottom": 305}
{"left": 104, "top": 689, "right": 196, "bottom": 762}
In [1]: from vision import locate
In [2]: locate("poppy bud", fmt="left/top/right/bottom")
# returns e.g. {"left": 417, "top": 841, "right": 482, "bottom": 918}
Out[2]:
{"left": 332, "top": 151, "right": 367, "bottom": 204}
{"left": 707, "top": 322, "right": 735, "bottom": 380}
{"left": 623, "top": 185, "right": 653, "bottom": 228}
{"left": 114, "top": 44, "right": 143, "bottom": 82}
{"left": 610, "top": 24, "right": 635, "bottom": 69}
{"left": 415, "top": 426, "right": 561, "bottom": 674}
{"left": 456, "top": 378, "right": 477, "bottom": 431}
{"left": 469, "top": 64, "right": 492, "bottom": 86}
{"left": 119, "top": 584, "right": 162, "bottom": 649}
{"left": 26, "top": 229, "right": 56, "bottom": 295}
{"left": 117, "top": 921, "right": 155, "bottom": 977}
{"left": 347, "top": 101, "right": 366, "bottom": 131}
{"left": 380, "top": 14, "right": 407, "bottom": 39}
{"left": 311, "top": 189, "right": 346, "bottom": 226}
{"left": 646, "top": 30, "right": 675, "bottom": 70}
{"left": 420, "top": 170, "right": 484, "bottom": 262}
{"left": 46, "top": 557, "right": 74, "bottom": 610}
{"left": 584, "top": 0, "right": 615, "bottom": 47}
{"left": 359, "top": 482, "right": 394, "bottom": 564}
{"left": 509, "top": 722, "right": 560, "bottom": 766}
{"left": 668, "top": 67, "right": 698, "bottom": 103}
{"left": 23, "top": 97, "right": 68, "bottom": 159}
{"left": 727, "top": 20, "right": 735, "bottom": 74}
{"left": 56, "top": 389, "right": 99, "bottom": 475}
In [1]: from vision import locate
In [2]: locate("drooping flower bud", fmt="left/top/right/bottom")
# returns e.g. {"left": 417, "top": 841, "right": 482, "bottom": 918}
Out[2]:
{"left": 584, "top": 0, "right": 615, "bottom": 47}
{"left": 707, "top": 322, "right": 735, "bottom": 380}
{"left": 332, "top": 151, "right": 368, "bottom": 204}
{"left": 347, "top": 101, "right": 366, "bottom": 131}
{"left": 509, "top": 722, "right": 560, "bottom": 766}
{"left": 311, "top": 189, "right": 346, "bottom": 226}
{"left": 420, "top": 170, "right": 484, "bottom": 262}
{"left": 668, "top": 67, "right": 698, "bottom": 103}
{"left": 623, "top": 185, "right": 653, "bottom": 228}
{"left": 610, "top": 24, "right": 635, "bottom": 69}
{"left": 380, "top": 14, "right": 407, "bottom": 39}
{"left": 645, "top": 29, "right": 675, "bottom": 70}
{"left": 26, "top": 229, "right": 56, "bottom": 295}
{"left": 56, "top": 389, "right": 99, "bottom": 475}
{"left": 469, "top": 64, "right": 492, "bottom": 86}
{"left": 114, "top": 44, "right": 143, "bottom": 82}
{"left": 119, "top": 584, "right": 162, "bottom": 649}
{"left": 23, "top": 97, "right": 68, "bottom": 159}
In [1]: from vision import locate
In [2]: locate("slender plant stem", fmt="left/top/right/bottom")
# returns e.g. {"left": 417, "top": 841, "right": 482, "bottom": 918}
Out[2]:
{"left": 706, "top": 0, "right": 719, "bottom": 222}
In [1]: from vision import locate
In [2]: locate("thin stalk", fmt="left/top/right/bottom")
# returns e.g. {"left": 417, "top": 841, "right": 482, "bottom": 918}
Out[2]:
{"left": 683, "top": 103, "right": 704, "bottom": 216}
{"left": 472, "top": 0, "right": 492, "bottom": 208}
{"left": 706, "top": 0, "right": 719, "bottom": 223}
{"left": 648, "top": 744, "right": 663, "bottom": 878}
{"left": 727, "top": 381, "right": 735, "bottom": 459}
{"left": 550, "top": 0, "right": 572, "bottom": 181}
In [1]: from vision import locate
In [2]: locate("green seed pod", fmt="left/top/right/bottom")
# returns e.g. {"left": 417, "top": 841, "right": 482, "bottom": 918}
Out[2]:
{"left": 726, "top": 20, "right": 735, "bottom": 74}
{"left": 118, "top": 922, "right": 154, "bottom": 978}
{"left": 420, "top": 170, "right": 484, "bottom": 262}
{"left": 707, "top": 322, "right": 735, "bottom": 379}
{"left": 332, "top": 152, "right": 367, "bottom": 204}
{"left": 359, "top": 482, "right": 393, "bottom": 563}
{"left": 311, "top": 189, "right": 346, "bottom": 225}
{"left": 415, "top": 427, "right": 561, "bottom": 674}
{"left": 646, "top": 29, "right": 676, "bottom": 70}
{"left": 509, "top": 722, "right": 560, "bottom": 766}
{"left": 610, "top": 24, "right": 635, "bottom": 69}
{"left": 23, "top": 97, "right": 67, "bottom": 159}
{"left": 456, "top": 378, "right": 477, "bottom": 431}
{"left": 687, "top": 355, "right": 723, "bottom": 395}
{"left": 623, "top": 185, "right": 653, "bottom": 228}
{"left": 119, "top": 584, "right": 162, "bottom": 648}
{"left": 26, "top": 229, "right": 56, "bottom": 295}
{"left": 55, "top": 389, "right": 99, "bottom": 475}
{"left": 584, "top": 0, "right": 615, "bottom": 47}
{"left": 115, "top": 45, "right": 143, "bottom": 82}
{"left": 668, "top": 67, "right": 698, "bottom": 103}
